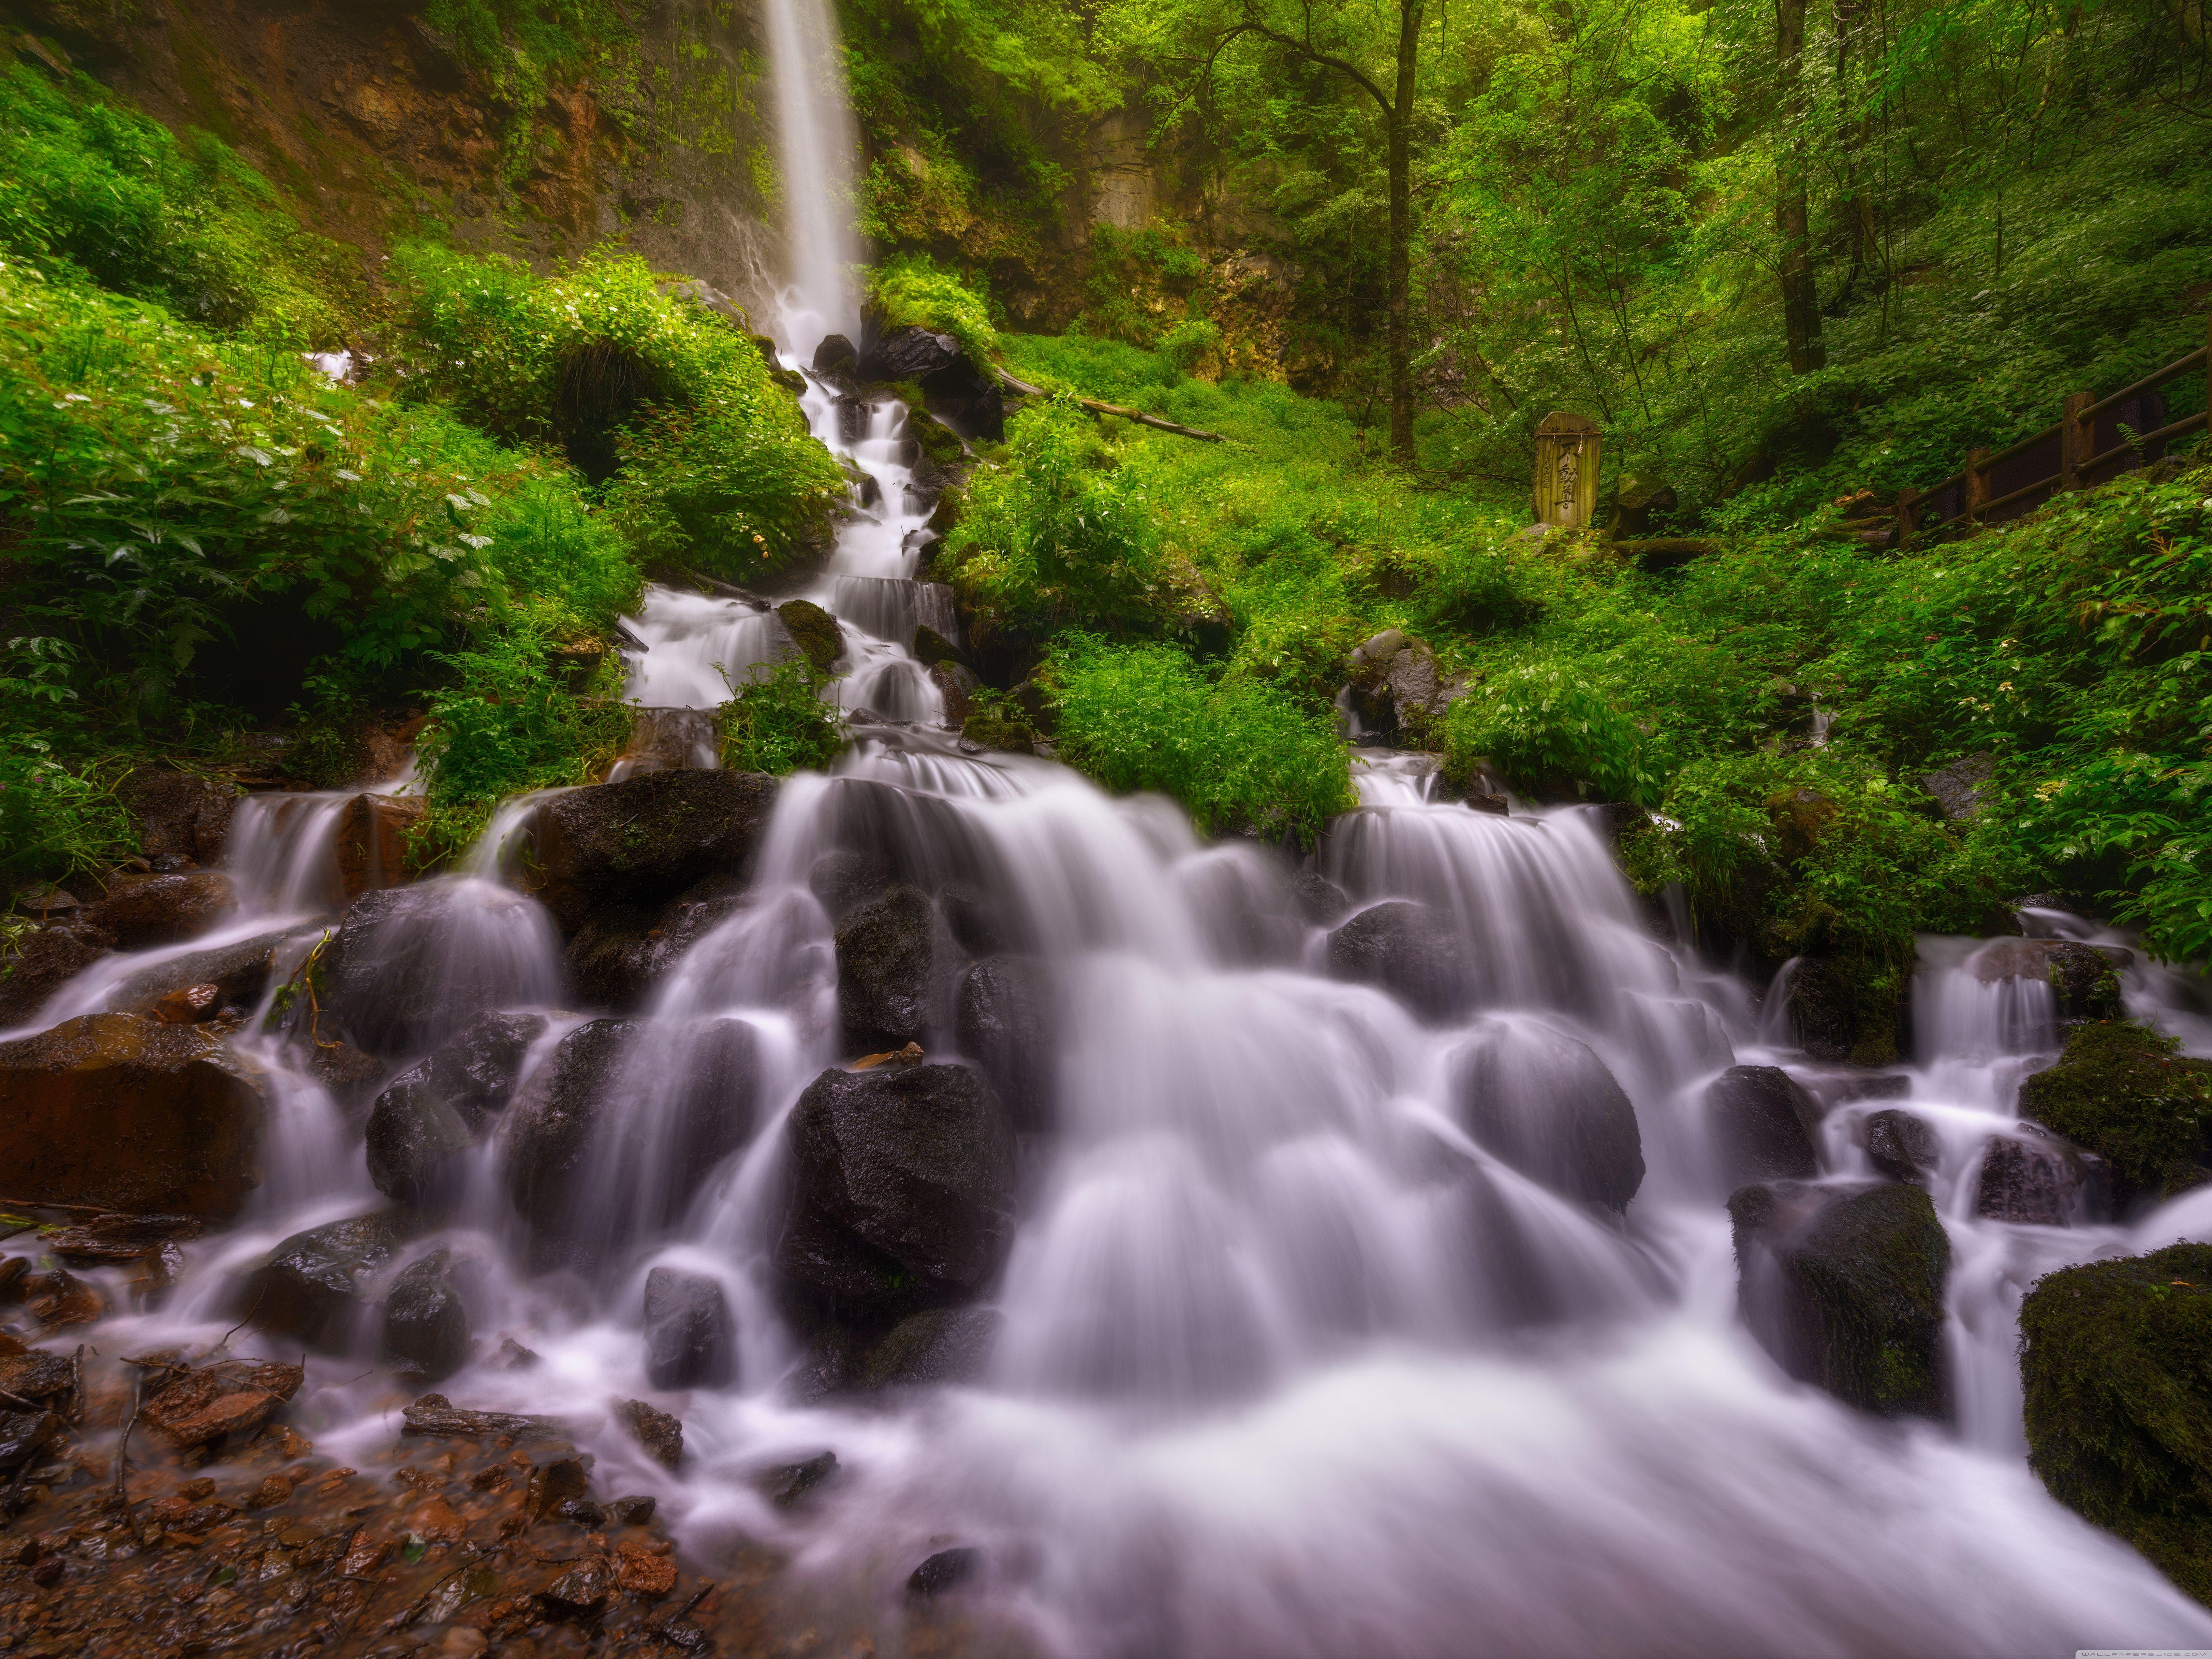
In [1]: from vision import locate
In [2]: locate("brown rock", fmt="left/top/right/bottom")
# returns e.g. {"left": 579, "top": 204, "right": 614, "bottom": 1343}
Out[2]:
{"left": 527, "top": 1456, "right": 589, "bottom": 1521}
{"left": 117, "top": 768, "right": 239, "bottom": 865}
{"left": 619, "top": 1398, "right": 683, "bottom": 1470}
{"left": 401, "top": 1393, "right": 566, "bottom": 1443}
{"left": 140, "top": 1359, "right": 304, "bottom": 1449}
{"left": 247, "top": 1472, "right": 294, "bottom": 1508}
{"left": 24, "top": 1268, "right": 103, "bottom": 1326}
{"left": 49, "top": 1212, "right": 203, "bottom": 1263}
{"left": 0, "top": 922, "right": 111, "bottom": 1029}
{"left": 335, "top": 793, "right": 427, "bottom": 901}
{"left": 538, "top": 1554, "right": 615, "bottom": 1620}
{"left": 0, "top": 1350, "right": 75, "bottom": 1402}
{"left": 412, "top": 1496, "right": 467, "bottom": 1543}
{"left": 152, "top": 983, "right": 222, "bottom": 1024}
{"left": 0, "top": 1015, "right": 269, "bottom": 1219}
{"left": 80, "top": 871, "right": 237, "bottom": 949}
{"left": 302, "top": 1038, "right": 385, "bottom": 1109}
{"left": 614, "top": 1539, "right": 676, "bottom": 1597}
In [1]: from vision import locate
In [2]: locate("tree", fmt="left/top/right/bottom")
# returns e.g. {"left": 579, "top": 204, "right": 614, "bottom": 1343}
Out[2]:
{"left": 1773, "top": 0, "right": 1827, "bottom": 372}
{"left": 1203, "top": 0, "right": 1429, "bottom": 465}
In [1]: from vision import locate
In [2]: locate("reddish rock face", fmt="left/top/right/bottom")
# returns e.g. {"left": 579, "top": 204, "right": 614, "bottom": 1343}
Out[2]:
{"left": 334, "top": 791, "right": 428, "bottom": 901}
{"left": 0, "top": 1014, "right": 269, "bottom": 1218}
{"left": 80, "top": 870, "right": 237, "bottom": 949}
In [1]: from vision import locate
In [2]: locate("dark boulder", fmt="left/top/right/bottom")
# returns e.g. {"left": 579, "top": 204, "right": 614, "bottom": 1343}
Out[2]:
{"left": 0, "top": 1014, "right": 269, "bottom": 1218}
{"left": 860, "top": 1306, "right": 1003, "bottom": 1390}
{"left": 116, "top": 925, "right": 316, "bottom": 1019}
{"left": 621, "top": 1397, "right": 684, "bottom": 1469}
{"left": 381, "top": 1251, "right": 472, "bottom": 1382}
{"left": 775, "top": 1063, "right": 1017, "bottom": 1315}
{"left": 117, "top": 767, "right": 237, "bottom": 865}
{"left": 503, "top": 1019, "right": 637, "bottom": 1236}
{"left": 1784, "top": 955, "right": 1904, "bottom": 1066}
{"left": 1862, "top": 1108, "right": 1939, "bottom": 1185}
{"left": 1325, "top": 901, "right": 1471, "bottom": 1024}
{"left": 860, "top": 326, "right": 963, "bottom": 381}
{"left": 938, "top": 881, "right": 1013, "bottom": 957}
{"left": 908, "top": 1546, "right": 983, "bottom": 1599}
{"left": 2019, "top": 1243, "right": 2212, "bottom": 1606}
{"left": 808, "top": 850, "right": 893, "bottom": 922}
{"left": 1922, "top": 753, "right": 1995, "bottom": 821}
{"left": 922, "top": 357, "right": 1005, "bottom": 441}
{"left": 1706, "top": 1065, "right": 1822, "bottom": 1186}
{"left": 0, "top": 922, "right": 111, "bottom": 1028}
{"left": 954, "top": 957, "right": 1057, "bottom": 1132}
{"left": 812, "top": 334, "right": 857, "bottom": 376}
{"left": 836, "top": 883, "right": 936, "bottom": 1052}
{"left": 2018, "top": 1021, "right": 2212, "bottom": 1207}
{"left": 80, "top": 871, "right": 236, "bottom": 949}
{"left": 247, "top": 1211, "right": 412, "bottom": 1352}
{"left": 1728, "top": 1179, "right": 1950, "bottom": 1417}
{"left": 320, "top": 880, "right": 563, "bottom": 1055}
{"left": 1290, "top": 872, "right": 1350, "bottom": 928}
{"left": 368, "top": 1011, "right": 549, "bottom": 1205}
{"left": 929, "top": 661, "right": 982, "bottom": 728}
{"left": 532, "top": 769, "right": 778, "bottom": 933}
{"left": 643, "top": 1267, "right": 737, "bottom": 1389}
{"left": 776, "top": 599, "right": 844, "bottom": 676}
{"left": 913, "top": 625, "right": 965, "bottom": 669}
{"left": 1451, "top": 1019, "right": 1643, "bottom": 1210}
{"left": 1976, "top": 1125, "right": 2106, "bottom": 1225}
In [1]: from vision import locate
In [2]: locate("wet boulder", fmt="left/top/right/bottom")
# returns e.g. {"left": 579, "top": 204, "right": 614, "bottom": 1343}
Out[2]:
{"left": 643, "top": 1267, "right": 737, "bottom": 1389}
{"left": 117, "top": 767, "right": 238, "bottom": 865}
{"left": 246, "top": 1211, "right": 412, "bottom": 1352}
{"left": 0, "top": 1014, "right": 269, "bottom": 1218}
{"left": 503, "top": 1019, "right": 638, "bottom": 1235}
{"left": 1969, "top": 937, "right": 2125, "bottom": 1022}
{"left": 776, "top": 599, "right": 844, "bottom": 676}
{"left": 1291, "top": 872, "right": 1351, "bottom": 928}
{"left": 808, "top": 850, "right": 893, "bottom": 922}
{"left": 139, "top": 1357, "right": 304, "bottom": 1450}
{"left": 381, "top": 1250, "right": 472, "bottom": 1382}
{"left": 532, "top": 769, "right": 779, "bottom": 932}
{"left": 1862, "top": 1108, "right": 1939, "bottom": 1185}
{"left": 320, "top": 879, "right": 564, "bottom": 1055}
{"left": 2017, "top": 1021, "right": 2212, "bottom": 1207}
{"left": 954, "top": 957, "right": 1057, "bottom": 1132}
{"left": 1706, "top": 1065, "right": 1823, "bottom": 1186}
{"left": 334, "top": 792, "right": 426, "bottom": 901}
{"left": 860, "top": 1306, "right": 1003, "bottom": 1390}
{"left": 1325, "top": 902, "right": 1472, "bottom": 1024}
{"left": 115, "top": 925, "right": 317, "bottom": 1020}
{"left": 79, "top": 870, "right": 236, "bottom": 949}
{"left": 2019, "top": 1243, "right": 2212, "bottom": 1605}
{"left": 812, "top": 333, "right": 857, "bottom": 376}
{"left": 1784, "top": 955, "right": 1904, "bottom": 1066}
{"left": 1450, "top": 1019, "right": 1644, "bottom": 1211}
{"left": 836, "top": 883, "right": 937, "bottom": 1052}
{"left": 568, "top": 878, "right": 746, "bottom": 1011}
{"left": 365, "top": 1079, "right": 481, "bottom": 1210}
{"left": 929, "top": 661, "right": 981, "bottom": 728}
{"left": 1976, "top": 1125, "right": 2106, "bottom": 1225}
{"left": 860, "top": 325, "right": 963, "bottom": 382}
{"left": 622, "top": 1397, "right": 684, "bottom": 1469}
{"left": 0, "top": 921, "right": 111, "bottom": 1028}
{"left": 776, "top": 1062, "right": 1018, "bottom": 1315}
{"left": 1728, "top": 1179, "right": 1950, "bottom": 1417}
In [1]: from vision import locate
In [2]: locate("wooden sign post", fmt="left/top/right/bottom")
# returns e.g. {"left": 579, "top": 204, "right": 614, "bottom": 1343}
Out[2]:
{"left": 1534, "top": 412, "right": 1602, "bottom": 529}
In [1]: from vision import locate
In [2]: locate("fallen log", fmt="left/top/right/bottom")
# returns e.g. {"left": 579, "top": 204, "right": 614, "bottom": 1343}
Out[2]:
{"left": 992, "top": 367, "right": 1230, "bottom": 444}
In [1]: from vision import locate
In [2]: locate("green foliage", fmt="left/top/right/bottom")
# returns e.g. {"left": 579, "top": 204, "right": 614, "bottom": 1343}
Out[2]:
{"left": 2021, "top": 1243, "right": 2212, "bottom": 1612}
{"left": 390, "top": 246, "right": 844, "bottom": 577}
{"left": 1444, "top": 663, "right": 1660, "bottom": 806}
{"left": 866, "top": 253, "right": 1001, "bottom": 366}
{"left": 414, "top": 632, "right": 635, "bottom": 858}
{"left": 940, "top": 395, "right": 1162, "bottom": 635}
{"left": 1049, "top": 635, "right": 1356, "bottom": 843}
{"left": 715, "top": 658, "right": 846, "bottom": 775}
{"left": 2018, "top": 1022, "right": 2212, "bottom": 1205}
{"left": 0, "top": 63, "right": 358, "bottom": 344}
{"left": 0, "top": 639, "right": 131, "bottom": 885}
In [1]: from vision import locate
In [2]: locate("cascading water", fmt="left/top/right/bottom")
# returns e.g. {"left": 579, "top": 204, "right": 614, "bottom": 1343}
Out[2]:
{"left": 12, "top": 8, "right": 2212, "bottom": 1656}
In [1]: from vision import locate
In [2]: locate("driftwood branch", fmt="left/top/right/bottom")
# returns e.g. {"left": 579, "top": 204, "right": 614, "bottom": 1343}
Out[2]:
{"left": 993, "top": 367, "right": 1231, "bottom": 444}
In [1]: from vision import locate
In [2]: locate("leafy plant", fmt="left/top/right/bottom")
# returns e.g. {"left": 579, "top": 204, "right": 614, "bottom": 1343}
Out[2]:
{"left": 715, "top": 658, "right": 846, "bottom": 774}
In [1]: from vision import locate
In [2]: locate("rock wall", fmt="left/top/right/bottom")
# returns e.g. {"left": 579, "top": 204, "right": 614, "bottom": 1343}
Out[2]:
{"left": 7, "top": 0, "right": 785, "bottom": 322}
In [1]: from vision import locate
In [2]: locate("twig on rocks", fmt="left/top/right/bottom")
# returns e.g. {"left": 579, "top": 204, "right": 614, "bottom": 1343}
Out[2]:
{"left": 111, "top": 1376, "right": 144, "bottom": 1546}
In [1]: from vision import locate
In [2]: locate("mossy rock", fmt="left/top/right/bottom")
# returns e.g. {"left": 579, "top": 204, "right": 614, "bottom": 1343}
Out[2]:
{"left": 2021, "top": 1243, "right": 2212, "bottom": 1609}
{"left": 2018, "top": 1022, "right": 2212, "bottom": 1206}
{"left": 1781, "top": 952, "right": 1908, "bottom": 1067}
{"left": 1728, "top": 1180, "right": 1949, "bottom": 1417}
{"left": 1765, "top": 787, "right": 1839, "bottom": 863}
{"left": 962, "top": 711, "right": 1034, "bottom": 755}
{"left": 906, "top": 404, "right": 966, "bottom": 470}
{"left": 776, "top": 599, "right": 844, "bottom": 676}
{"left": 2047, "top": 941, "right": 2124, "bottom": 1021}
{"left": 913, "top": 624, "right": 965, "bottom": 670}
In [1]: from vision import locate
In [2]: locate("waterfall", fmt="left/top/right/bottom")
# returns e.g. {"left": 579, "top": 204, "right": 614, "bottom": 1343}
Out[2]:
{"left": 761, "top": 0, "right": 861, "bottom": 352}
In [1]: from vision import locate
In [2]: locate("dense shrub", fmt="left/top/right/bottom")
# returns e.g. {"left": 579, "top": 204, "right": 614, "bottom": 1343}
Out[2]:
{"left": 715, "top": 658, "right": 847, "bottom": 775}
{"left": 866, "top": 252, "right": 1001, "bottom": 366}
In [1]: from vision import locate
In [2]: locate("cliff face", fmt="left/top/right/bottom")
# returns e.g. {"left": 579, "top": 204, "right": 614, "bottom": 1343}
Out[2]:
{"left": 6, "top": 0, "right": 785, "bottom": 323}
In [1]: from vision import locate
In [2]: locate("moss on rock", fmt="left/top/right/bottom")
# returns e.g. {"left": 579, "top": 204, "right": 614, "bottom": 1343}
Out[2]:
{"left": 1728, "top": 1179, "right": 1950, "bottom": 1417}
{"left": 2018, "top": 1022, "right": 2212, "bottom": 1206}
{"left": 2021, "top": 1243, "right": 2212, "bottom": 1609}
{"left": 776, "top": 600, "right": 845, "bottom": 677}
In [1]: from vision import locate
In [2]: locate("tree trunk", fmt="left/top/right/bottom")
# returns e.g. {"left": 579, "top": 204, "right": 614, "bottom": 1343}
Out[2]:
{"left": 1774, "top": 0, "right": 1826, "bottom": 373}
{"left": 1387, "top": 0, "right": 1425, "bottom": 465}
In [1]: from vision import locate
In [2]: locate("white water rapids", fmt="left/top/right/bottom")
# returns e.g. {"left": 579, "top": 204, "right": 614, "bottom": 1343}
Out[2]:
{"left": 8, "top": 4, "right": 2212, "bottom": 1652}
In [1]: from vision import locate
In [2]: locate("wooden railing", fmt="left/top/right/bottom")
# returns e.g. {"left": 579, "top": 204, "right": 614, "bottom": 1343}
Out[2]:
{"left": 1897, "top": 318, "right": 2212, "bottom": 539}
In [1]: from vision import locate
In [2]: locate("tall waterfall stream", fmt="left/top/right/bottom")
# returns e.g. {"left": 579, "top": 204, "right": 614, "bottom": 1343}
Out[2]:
{"left": 6, "top": 3, "right": 2212, "bottom": 1654}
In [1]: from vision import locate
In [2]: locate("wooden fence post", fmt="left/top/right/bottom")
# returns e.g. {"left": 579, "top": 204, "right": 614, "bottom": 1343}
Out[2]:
{"left": 1965, "top": 448, "right": 1989, "bottom": 524}
{"left": 1895, "top": 486, "right": 1920, "bottom": 546}
{"left": 2060, "top": 392, "right": 2093, "bottom": 490}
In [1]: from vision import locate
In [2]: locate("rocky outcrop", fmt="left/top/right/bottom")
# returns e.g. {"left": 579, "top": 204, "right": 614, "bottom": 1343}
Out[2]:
{"left": 0, "top": 1014, "right": 269, "bottom": 1218}
{"left": 320, "top": 880, "right": 564, "bottom": 1056}
{"left": 1706, "top": 1065, "right": 1822, "bottom": 1186}
{"left": 532, "top": 770, "right": 778, "bottom": 933}
{"left": 334, "top": 793, "right": 426, "bottom": 901}
{"left": 954, "top": 958, "right": 1058, "bottom": 1133}
{"left": 117, "top": 767, "right": 238, "bottom": 866}
{"left": 1862, "top": 1108, "right": 1939, "bottom": 1185}
{"left": 1922, "top": 753, "right": 1995, "bottom": 821}
{"left": 2019, "top": 1243, "right": 2212, "bottom": 1608}
{"left": 0, "top": 921, "right": 110, "bottom": 1029}
{"left": 2017, "top": 1021, "right": 2212, "bottom": 1207}
{"left": 1975, "top": 1125, "right": 2105, "bottom": 1225}
{"left": 643, "top": 1267, "right": 736, "bottom": 1389}
{"left": 80, "top": 871, "right": 236, "bottom": 949}
{"left": 835, "top": 884, "right": 937, "bottom": 1053}
{"left": 775, "top": 600, "right": 843, "bottom": 676}
{"left": 1451, "top": 1020, "right": 1643, "bottom": 1211}
{"left": 1728, "top": 1179, "right": 1950, "bottom": 1417}
{"left": 246, "top": 1211, "right": 412, "bottom": 1352}
{"left": 1343, "top": 629, "right": 1468, "bottom": 744}
{"left": 382, "top": 1251, "right": 472, "bottom": 1382}
{"left": 1325, "top": 901, "right": 1471, "bottom": 1024}
{"left": 775, "top": 1063, "right": 1017, "bottom": 1316}
{"left": 859, "top": 326, "right": 964, "bottom": 381}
